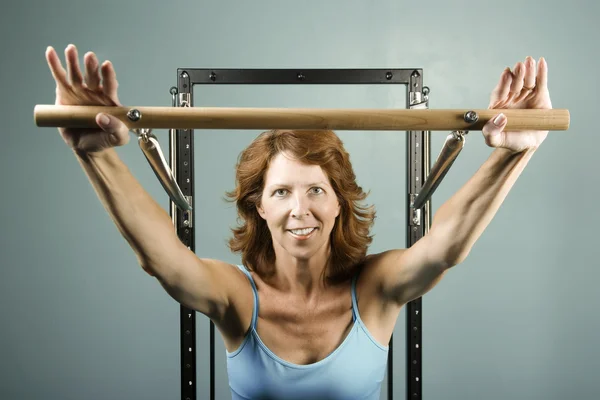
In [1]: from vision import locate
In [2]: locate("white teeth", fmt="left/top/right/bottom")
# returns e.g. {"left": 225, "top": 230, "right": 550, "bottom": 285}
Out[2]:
{"left": 290, "top": 228, "right": 315, "bottom": 236}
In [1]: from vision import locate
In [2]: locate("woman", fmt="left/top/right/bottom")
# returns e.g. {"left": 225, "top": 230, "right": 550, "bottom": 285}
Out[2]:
{"left": 45, "top": 44, "right": 551, "bottom": 399}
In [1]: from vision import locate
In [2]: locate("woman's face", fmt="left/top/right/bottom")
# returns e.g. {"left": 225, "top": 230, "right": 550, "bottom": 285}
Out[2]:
{"left": 258, "top": 152, "right": 340, "bottom": 262}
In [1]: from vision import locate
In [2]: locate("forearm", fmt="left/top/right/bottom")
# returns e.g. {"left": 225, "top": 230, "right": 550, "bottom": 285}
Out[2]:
{"left": 74, "top": 148, "right": 182, "bottom": 276}
{"left": 429, "top": 147, "right": 536, "bottom": 266}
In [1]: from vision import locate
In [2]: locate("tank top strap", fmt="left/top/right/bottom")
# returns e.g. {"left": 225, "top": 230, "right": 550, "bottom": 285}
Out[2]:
{"left": 351, "top": 269, "right": 361, "bottom": 322}
{"left": 235, "top": 264, "right": 259, "bottom": 329}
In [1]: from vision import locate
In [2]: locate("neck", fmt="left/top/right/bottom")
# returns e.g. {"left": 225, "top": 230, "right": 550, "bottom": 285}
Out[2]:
{"left": 269, "top": 242, "right": 332, "bottom": 299}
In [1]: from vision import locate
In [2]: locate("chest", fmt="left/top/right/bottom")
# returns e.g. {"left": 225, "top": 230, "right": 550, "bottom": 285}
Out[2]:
{"left": 255, "top": 287, "right": 355, "bottom": 365}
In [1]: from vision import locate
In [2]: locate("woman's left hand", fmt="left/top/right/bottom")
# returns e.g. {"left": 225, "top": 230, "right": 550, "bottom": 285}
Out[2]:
{"left": 482, "top": 56, "right": 553, "bottom": 153}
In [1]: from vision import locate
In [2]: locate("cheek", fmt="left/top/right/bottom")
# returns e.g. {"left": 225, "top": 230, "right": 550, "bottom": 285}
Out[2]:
{"left": 319, "top": 202, "right": 341, "bottom": 222}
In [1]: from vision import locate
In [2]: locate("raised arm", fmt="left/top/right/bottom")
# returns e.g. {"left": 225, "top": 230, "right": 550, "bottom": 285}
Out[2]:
{"left": 365, "top": 56, "right": 552, "bottom": 307}
{"left": 46, "top": 45, "right": 247, "bottom": 324}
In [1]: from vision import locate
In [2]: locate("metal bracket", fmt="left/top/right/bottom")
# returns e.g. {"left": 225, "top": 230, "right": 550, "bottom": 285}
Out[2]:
{"left": 180, "top": 92, "right": 191, "bottom": 107}
{"left": 409, "top": 78, "right": 430, "bottom": 227}
{"left": 410, "top": 109, "right": 479, "bottom": 212}
{"left": 182, "top": 196, "right": 192, "bottom": 228}
{"left": 409, "top": 195, "right": 421, "bottom": 226}
{"left": 126, "top": 93, "right": 193, "bottom": 211}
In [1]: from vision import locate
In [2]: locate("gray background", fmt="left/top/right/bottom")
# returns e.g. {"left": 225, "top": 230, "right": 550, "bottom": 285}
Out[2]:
{"left": 1, "top": 0, "right": 598, "bottom": 399}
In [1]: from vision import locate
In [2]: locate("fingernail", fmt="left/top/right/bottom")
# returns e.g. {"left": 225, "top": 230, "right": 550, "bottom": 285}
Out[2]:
{"left": 493, "top": 113, "right": 506, "bottom": 127}
{"left": 99, "top": 114, "right": 110, "bottom": 126}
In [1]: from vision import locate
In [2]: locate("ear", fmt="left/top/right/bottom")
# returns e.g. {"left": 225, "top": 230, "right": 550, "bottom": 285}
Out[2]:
{"left": 257, "top": 202, "right": 266, "bottom": 220}
{"left": 335, "top": 200, "right": 341, "bottom": 218}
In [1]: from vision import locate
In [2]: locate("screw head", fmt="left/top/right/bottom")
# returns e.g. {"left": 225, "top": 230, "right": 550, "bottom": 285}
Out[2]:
{"left": 127, "top": 109, "right": 141, "bottom": 122}
{"left": 386, "top": 72, "right": 393, "bottom": 80}
{"left": 464, "top": 110, "right": 479, "bottom": 123}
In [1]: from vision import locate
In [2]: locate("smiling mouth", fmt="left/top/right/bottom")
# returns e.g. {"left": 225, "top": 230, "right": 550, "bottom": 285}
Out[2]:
{"left": 288, "top": 227, "right": 316, "bottom": 237}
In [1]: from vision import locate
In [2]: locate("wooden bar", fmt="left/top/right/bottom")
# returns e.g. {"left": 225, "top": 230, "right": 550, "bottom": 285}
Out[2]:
{"left": 33, "top": 104, "right": 570, "bottom": 131}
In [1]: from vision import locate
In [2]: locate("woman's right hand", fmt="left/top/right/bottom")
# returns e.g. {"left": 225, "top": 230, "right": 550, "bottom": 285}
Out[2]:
{"left": 46, "top": 44, "right": 130, "bottom": 154}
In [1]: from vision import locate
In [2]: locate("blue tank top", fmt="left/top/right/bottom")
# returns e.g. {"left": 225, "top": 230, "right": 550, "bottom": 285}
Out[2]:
{"left": 226, "top": 264, "right": 389, "bottom": 400}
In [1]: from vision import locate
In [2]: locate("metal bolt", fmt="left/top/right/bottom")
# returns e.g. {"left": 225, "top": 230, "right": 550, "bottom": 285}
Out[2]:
{"left": 209, "top": 72, "right": 216, "bottom": 81}
{"left": 464, "top": 110, "right": 479, "bottom": 123}
{"left": 386, "top": 72, "right": 393, "bottom": 80}
{"left": 297, "top": 73, "right": 305, "bottom": 81}
{"left": 126, "top": 109, "right": 141, "bottom": 122}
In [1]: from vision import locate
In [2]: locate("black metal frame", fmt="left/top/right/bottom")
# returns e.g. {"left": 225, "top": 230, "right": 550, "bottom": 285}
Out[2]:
{"left": 171, "top": 68, "right": 431, "bottom": 400}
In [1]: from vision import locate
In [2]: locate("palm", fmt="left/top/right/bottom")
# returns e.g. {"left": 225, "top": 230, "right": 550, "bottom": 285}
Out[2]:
{"left": 47, "top": 45, "right": 127, "bottom": 152}
{"left": 486, "top": 57, "right": 552, "bottom": 153}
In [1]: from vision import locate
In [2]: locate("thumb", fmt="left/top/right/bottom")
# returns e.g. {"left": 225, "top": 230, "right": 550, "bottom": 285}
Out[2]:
{"left": 482, "top": 113, "right": 507, "bottom": 148}
{"left": 96, "top": 113, "right": 130, "bottom": 147}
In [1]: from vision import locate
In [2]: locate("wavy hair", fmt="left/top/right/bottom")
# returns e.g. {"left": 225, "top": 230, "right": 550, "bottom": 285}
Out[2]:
{"left": 225, "top": 129, "right": 375, "bottom": 283}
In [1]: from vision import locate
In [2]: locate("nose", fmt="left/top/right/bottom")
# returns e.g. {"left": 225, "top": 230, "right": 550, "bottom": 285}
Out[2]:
{"left": 290, "top": 195, "right": 310, "bottom": 218}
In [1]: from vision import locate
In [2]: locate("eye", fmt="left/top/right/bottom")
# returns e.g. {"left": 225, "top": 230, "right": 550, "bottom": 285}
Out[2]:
{"left": 310, "top": 187, "right": 324, "bottom": 195}
{"left": 273, "top": 188, "right": 288, "bottom": 196}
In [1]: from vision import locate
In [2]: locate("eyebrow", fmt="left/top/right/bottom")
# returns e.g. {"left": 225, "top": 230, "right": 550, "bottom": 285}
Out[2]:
{"left": 266, "top": 181, "right": 329, "bottom": 190}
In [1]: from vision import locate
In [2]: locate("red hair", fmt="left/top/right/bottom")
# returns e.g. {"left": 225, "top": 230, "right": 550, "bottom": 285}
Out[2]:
{"left": 225, "top": 130, "right": 375, "bottom": 283}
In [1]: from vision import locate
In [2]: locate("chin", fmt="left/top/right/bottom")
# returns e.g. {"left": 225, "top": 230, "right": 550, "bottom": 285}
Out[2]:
{"left": 286, "top": 249, "right": 316, "bottom": 262}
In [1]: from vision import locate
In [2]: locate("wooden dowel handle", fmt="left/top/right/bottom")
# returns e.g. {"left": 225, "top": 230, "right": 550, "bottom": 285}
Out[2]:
{"left": 33, "top": 105, "right": 570, "bottom": 131}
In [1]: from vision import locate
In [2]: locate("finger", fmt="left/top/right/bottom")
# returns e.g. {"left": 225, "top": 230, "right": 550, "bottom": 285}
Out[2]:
{"left": 523, "top": 56, "right": 536, "bottom": 90}
{"left": 65, "top": 44, "right": 84, "bottom": 86}
{"left": 100, "top": 61, "right": 121, "bottom": 105}
{"left": 536, "top": 57, "right": 548, "bottom": 92}
{"left": 489, "top": 68, "right": 513, "bottom": 109}
{"left": 482, "top": 113, "right": 507, "bottom": 148}
{"left": 96, "top": 113, "right": 129, "bottom": 146}
{"left": 514, "top": 56, "right": 537, "bottom": 103}
{"left": 45, "top": 46, "right": 69, "bottom": 88}
{"left": 84, "top": 52, "right": 102, "bottom": 91}
{"left": 504, "top": 62, "right": 526, "bottom": 106}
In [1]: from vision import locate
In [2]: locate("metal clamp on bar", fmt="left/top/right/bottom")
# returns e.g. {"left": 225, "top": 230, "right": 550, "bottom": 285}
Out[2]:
{"left": 411, "top": 111, "right": 480, "bottom": 210}
{"left": 128, "top": 107, "right": 193, "bottom": 212}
